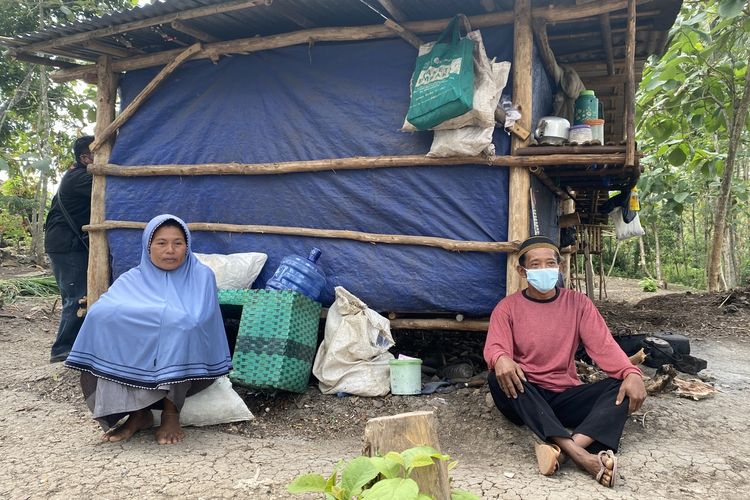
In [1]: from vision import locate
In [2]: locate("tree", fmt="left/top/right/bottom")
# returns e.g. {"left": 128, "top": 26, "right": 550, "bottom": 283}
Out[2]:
{"left": 637, "top": 0, "right": 750, "bottom": 291}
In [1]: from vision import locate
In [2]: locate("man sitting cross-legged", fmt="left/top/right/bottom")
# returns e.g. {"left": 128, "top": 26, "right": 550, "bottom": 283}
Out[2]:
{"left": 484, "top": 236, "right": 646, "bottom": 487}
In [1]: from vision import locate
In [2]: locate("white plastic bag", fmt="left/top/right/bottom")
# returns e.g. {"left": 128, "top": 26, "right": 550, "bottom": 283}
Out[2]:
{"left": 195, "top": 252, "right": 267, "bottom": 289}
{"left": 427, "top": 124, "right": 496, "bottom": 157}
{"left": 312, "top": 287, "right": 394, "bottom": 397}
{"left": 403, "top": 31, "right": 510, "bottom": 132}
{"left": 610, "top": 207, "right": 645, "bottom": 241}
{"left": 152, "top": 377, "right": 254, "bottom": 427}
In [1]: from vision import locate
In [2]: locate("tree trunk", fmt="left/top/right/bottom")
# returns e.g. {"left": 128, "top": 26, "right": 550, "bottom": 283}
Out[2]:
{"left": 708, "top": 56, "right": 750, "bottom": 291}
{"left": 30, "top": 62, "right": 50, "bottom": 264}
{"left": 653, "top": 223, "right": 664, "bottom": 287}
{"left": 638, "top": 237, "right": 653, "bottom": 279}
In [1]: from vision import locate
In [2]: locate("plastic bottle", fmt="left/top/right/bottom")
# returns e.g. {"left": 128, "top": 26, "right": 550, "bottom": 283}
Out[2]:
{"left": 574, "top": 90, "right": 599, "bottom": 125}
{"left": 629, "top": 187, "right": 641, "bottom": 211}
{"left": 265, "top": 248, "right": 327, "bottom": 302}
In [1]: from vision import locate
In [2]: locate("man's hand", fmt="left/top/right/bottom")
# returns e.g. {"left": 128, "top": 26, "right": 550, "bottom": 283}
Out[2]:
{"left": 616, "top": 372, "right": 647, "bottom": 414}
{"left": 494, "top": 355, "right": 527, "bottom": 399}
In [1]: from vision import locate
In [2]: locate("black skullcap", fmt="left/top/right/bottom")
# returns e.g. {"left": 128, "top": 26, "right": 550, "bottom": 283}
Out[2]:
{"left": 73, "top": 136, "right": 95, "bottom": 162}
{"left": 517, "top": 235, "right": 560, "bottom": 259}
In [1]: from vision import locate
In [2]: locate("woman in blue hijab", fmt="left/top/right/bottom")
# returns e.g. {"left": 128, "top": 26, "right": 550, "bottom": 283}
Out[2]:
{"left": 66, "top": 214, "right": 232, "bottom": 444}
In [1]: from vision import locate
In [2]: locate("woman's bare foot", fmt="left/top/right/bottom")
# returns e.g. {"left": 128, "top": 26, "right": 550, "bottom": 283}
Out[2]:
{"left": 155, "top": 399, "right": 184, "bottom": 445}
{"left": 102, "top": 409, "right": 153, "bottom": 443}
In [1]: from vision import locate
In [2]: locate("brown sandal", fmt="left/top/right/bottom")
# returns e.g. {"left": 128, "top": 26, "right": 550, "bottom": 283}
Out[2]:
{"left": 534, "top": 441, "right": 562, "bottom": 476}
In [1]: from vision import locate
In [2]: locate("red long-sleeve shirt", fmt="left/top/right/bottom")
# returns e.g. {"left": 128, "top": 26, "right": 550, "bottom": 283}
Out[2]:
{"left": 483, "top": 287, "right": 641, "bottom": 392}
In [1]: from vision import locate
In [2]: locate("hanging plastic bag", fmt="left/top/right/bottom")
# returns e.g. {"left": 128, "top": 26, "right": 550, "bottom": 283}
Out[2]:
{"left": 312, "top": 287, "right": 395, "bottom": 397}
{"left": 610, "top": 207, "right": 645, "bottom": 240}
{"left": 404, "top": 15, "right": 475, "bottom": 131}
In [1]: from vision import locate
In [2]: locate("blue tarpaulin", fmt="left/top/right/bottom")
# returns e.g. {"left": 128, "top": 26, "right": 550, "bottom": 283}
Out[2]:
{"left": 107, "top": 26, "right": 555, "bottom": 316}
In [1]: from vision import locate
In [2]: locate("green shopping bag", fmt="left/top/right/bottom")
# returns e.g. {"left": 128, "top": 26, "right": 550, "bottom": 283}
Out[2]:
{"left": 406, "top": 14, "right": 475, "bottom": 131}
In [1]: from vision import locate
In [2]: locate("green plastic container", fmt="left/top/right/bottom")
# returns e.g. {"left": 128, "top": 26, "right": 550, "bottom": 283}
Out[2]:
{"left": 574, "top": 90, "right": 599, "bottom": 125}
{"left": 219, "top": 289, "right": 321, "bottom": 393}
{"left": 389, "top": 358, "right": 423, "bottom": 395}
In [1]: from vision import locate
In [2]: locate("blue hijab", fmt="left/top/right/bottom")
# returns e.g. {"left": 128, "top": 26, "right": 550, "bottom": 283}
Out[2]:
{"left": 66, "top": 214, "right": 232, "bottom": 388}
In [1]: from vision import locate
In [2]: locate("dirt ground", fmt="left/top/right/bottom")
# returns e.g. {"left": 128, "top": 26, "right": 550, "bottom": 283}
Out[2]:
{"left": 1, "top": 267, "right": 749, "bottom": 499}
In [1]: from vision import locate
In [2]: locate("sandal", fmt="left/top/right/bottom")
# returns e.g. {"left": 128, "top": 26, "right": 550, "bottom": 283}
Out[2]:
{"left": 534, "top": 441, "right": 562, "bottom": 476}
{"left": 595, "top": 450, "right": 618, "bottom": 487}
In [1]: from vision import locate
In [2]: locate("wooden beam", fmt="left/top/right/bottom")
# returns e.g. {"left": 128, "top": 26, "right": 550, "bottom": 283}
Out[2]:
{"left": 89, "top": 43, "right": 203, "bottom": 152}
{"left": 529, "top": 167, "right": 571, "bottom": 200}
{"left": 50, "top": 0, "right": 643, "bottom": 82}
{"left": 532, "top": 21, "right": 561, "bottom": 83}
{"left": 625, "top": 0, "right": 636, "bottom": 166}
{"left": 86, "top": 153, "right": 632, "bottom": 178}
{"left": 84, "top": 220, "right": 520, "bottom": 254}
{"left": 384, "top": 19, "right": 423, "bottom": 49}
{"left": 10, "top": 52, "right": 80, "bottom": 69}
{"left": 16, "top": 0, "right": 268, "bottom": 56}
{"left": 508, "top": 0, "right": 533, "bottom": 294}
{"left": 79, "top": 39, "right": 132, "bottom": 58}
{"left": 376, "top": 0, "right": 408, "bottom": 22}
{"left": 88, "top": 56, "right": 118, "bottom": 306}
{"left": 170, "top": 20, "right": 220, "bottom": 43}
{"left": 599, "top": 13, "right": 615, "bottom": 75}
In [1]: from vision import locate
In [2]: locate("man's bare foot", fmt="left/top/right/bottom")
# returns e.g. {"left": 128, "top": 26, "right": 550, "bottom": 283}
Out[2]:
{"left": 155, "top": 411, "right": 185, "bottom": 445}
{"left": 102, "top": 409, "right": 153, "bottom": 443}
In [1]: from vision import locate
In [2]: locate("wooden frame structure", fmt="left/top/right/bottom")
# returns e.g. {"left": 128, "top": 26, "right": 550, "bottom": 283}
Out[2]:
{"left": 3, "top": 0, "right": 681, "bottom": 321}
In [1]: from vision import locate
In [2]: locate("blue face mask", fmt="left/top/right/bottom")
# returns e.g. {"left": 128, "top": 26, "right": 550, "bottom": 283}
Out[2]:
{"left": 524, "top": 267, "right": 559, "bottom": 293}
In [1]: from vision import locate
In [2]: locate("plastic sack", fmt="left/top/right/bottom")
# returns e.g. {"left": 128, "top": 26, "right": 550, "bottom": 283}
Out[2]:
{"left": 404, "top": 15, "right": 475, "bottom": 131}
{"left": 195, "top": 252, "right": 267, "bottom": 289}
{"left": 312, "top": 286, "right": 395, "bottom": 396}
{"left": 152, "top": 377, "right": 254, "bottom": 427}
{"left": 610, "top": 207, "right": 645, "bottom": 241}
{"left": 427, "top": 125, "right": 495, "bottom": 157}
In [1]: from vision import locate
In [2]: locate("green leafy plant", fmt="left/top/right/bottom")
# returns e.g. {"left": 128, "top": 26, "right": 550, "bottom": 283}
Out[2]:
{"left": 287, "top": 446, "right": 478, "bottom": 500}
{"left": 639, "top": 277, "right": 658, "bottom": 293}
{"left": 0, "top": 276, "right": 58, "bottom": 303}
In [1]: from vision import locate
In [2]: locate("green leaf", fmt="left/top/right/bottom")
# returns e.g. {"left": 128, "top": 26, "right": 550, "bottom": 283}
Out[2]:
{"left": 384, "top": 451, "right": 405, "bottom": 466}
{"left": 340, "top": 456, "right": 380, "bottom": 496}
{"left": 31, "top": 158, "right": 52, "bottom": 174}
{"left": 361, "top": 478, "right": 420, "bottom": 500}
{"left": 718, "top": 0, "right": 745, "bottom": 18}
{"left": 0, "top": 158, "right": 9, "bottom": 171}
{"left": 287, "top": 474, "right": 327, "bottom": 494}
{"left": 401, "top": 446, "right": 449, "bottom": 471}
{"left": 451, "top": 490, "right": 481, "bottom": 500}
{"left": 369, "top": 456, "right": 403, "bottom": 480}
{"left": 667, "top": 146, "right": 687, "bottom": 166}
{"left": 673, "top": 191, "right": 691, "bottom": 203}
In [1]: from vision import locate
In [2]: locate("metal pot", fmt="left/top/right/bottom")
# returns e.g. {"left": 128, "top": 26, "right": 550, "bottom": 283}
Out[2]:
{"left": 535, "top": 116, "right": 570, "bottom": 145}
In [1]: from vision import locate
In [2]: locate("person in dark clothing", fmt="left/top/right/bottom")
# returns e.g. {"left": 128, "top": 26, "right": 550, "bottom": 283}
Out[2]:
{"left": 45, "top": 136, "right": 94, "bottom": 363}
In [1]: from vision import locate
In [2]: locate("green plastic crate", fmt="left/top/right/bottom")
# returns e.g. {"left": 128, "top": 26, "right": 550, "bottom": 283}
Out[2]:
{"left": 219, "top": 289, "right": 321, "bottom": 393}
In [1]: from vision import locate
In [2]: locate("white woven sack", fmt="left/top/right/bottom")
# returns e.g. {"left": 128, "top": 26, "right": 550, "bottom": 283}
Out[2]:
{"left": 312, "top": 286, "right": 394, "bottom": 397}
{"left": 195, "top": 252, "right": 267, "bottom": 289}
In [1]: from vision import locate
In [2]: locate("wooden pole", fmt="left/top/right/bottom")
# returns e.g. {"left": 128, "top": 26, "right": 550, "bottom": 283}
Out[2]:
{"left": 89, "top": 43, "right": 203, "bottom": 151}
{"left": 49, "top": 0, "right": 647, "bottom": 83}
{"left": 88, "top": 56, "right": 118, "bottom": 305}
{"left": 599, "top": 13, "right": 615, "bottom": 76}
{"left": 389, "top": 318, "right": 489, "bottom": 331}
{"left": 507, "top": 0, "right": 533, "bottom": 294}
{"left": 84, "top": 220, "right": 520, "bottom": 254}
{"left": 86, "top": 153, "right": 630, "bottom": 178}
{"left": 625, "top": 0, "right": 636, "bottom": 167}
{"left": 363, "top": 411, "right": 450, "bottom": 500}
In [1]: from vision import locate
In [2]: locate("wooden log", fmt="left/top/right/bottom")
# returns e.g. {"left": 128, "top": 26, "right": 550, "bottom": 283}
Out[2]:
{"left": 384, "top": 19, "right": 423, "bottom": 49}
{"left": 49, "top": 0, "right": 645, "bottom": 83}
{"left": 377, "top": 0, "right": 408, "bottom": 22}
{"left": 625, "top": 0, "right": 637, "bottom": 167}
{"left": 529, "top": 166, "right": 570, "bottom": 200}
{"left": 16, "top": 0, "right": 268, "bottom": 56}
{"left": 599, "top": 13, "right": 615, "bottom": 76}
{"left": 9, "top": 51, "right": 80, "bottom": 69}
{"left": 84, "top": 220, "right": 521, "bottom": 254}
{"left": 389, "top": 318, "right": 489, "bottom": 331}
{"left": 363, "top": 411, "right": 450, "bottom": 500}
{"left": 88, "top": 56, "right": 118, "bottom": 306}
{"left": 86, "top": 153, "right": 633, "bottom": 177}
{"left": 507, "top": 0, "right": 533, "bottom": 294}
{"left": 89, "top": 43, "right": 203, "bottom": 152}
{"left": 79, "top": 39, "right": 132, "bottom": 58}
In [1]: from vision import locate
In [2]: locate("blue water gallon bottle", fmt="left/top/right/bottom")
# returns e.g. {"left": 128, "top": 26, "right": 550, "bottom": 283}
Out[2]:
{"left": 574, "top": 90, "right": 599, "bottom": 125}
{"left": 265, "top": 247, "right": 327, "bottom": 302}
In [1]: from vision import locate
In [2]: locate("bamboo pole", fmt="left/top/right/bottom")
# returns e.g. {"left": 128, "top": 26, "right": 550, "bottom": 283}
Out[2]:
{"left": 625, "top": 0, "right": 637, "bottom": 167}
{"left": 49, "top": 0, "right": 646, "bottom": 83}
{"left": 529, "top": 166, "right": 570, "bottom": 200}
{"left": 86, "top": 153, "right": 632, "bottom": 178}
{"left": 389, "top": 318, "right": 489, "bottom": 331}
{"left": 88, "top": 56, "right": 118, "bottom": 305}
{"left": 507, "top": 0, "right": 533, "bottom": 295}
{"left": 89, "top": 43, "right": 203, "bottom": 151}
{"left": 84, "top": 220, "right": 520, "bottom": 254}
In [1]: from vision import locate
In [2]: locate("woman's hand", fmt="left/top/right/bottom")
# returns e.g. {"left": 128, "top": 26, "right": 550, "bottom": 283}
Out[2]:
{"left": 494, "top": 355, "right": 527, "bottom": 399}
{"left": 616, "top": 372, "right": 647, "bottom": 414}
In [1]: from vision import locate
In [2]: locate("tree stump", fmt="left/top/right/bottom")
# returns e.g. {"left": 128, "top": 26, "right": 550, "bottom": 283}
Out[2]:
{"left": 362, "top": 411, "right": 450, "bottom": 500}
